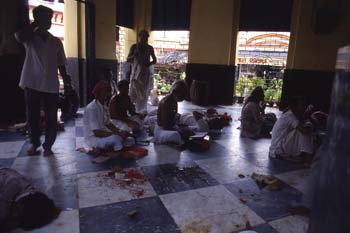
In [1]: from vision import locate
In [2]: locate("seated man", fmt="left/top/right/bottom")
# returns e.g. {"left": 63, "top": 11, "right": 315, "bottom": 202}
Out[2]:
{"left": 109, "top": 80, "right": 144, "bottom": 132}
{"left": 154, "top": 80, "right": 189, "bottom": 145}
{"left": 269, "top": 97, "right": 315, "bottom": 160}
{"left": 0, "top": 168, "right": 60, "bottom": 232}
{"left": 83, "top": 81, "right": 131, "bottom": 155}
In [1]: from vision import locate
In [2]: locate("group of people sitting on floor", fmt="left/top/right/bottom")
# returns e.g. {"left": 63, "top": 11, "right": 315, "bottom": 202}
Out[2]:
{"left": 154, "top": 82, "right": 232, "bottom": 146}
{"left": 2, "top": 82, "right": 329, "bottom": 231}
{"left": 83, "top": 79, "right": 233, "bottom": 155}
{"left": 240, "top": 86, "right": 328, "bottom": 163}
{"left": 83, "top": 80, "right": 144, "bottom": 158}
{"left": 85, "top": 78, "right": 328, "bottom": 163}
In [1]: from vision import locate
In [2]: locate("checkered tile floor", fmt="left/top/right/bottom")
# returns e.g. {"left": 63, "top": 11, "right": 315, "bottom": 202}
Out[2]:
{"left": 1, "top": 102, "right": 311, "bottom": 233}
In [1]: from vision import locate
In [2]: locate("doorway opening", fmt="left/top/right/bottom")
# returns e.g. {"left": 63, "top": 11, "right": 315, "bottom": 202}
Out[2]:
{"left": 235, "top": 31, "right": 290, "bottom": 107}
{"left": 151, "top": 30, "right": 189, "bottom": 95}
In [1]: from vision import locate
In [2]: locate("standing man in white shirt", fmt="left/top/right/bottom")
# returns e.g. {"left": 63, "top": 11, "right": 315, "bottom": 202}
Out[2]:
{"left": 15, "top": 5, "right": 71, "bottom": 156}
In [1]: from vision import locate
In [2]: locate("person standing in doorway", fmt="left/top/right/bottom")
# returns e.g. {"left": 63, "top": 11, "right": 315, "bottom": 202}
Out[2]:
{"left": 15, "top": 5, "right": 71, "bottom": 156}
{"left": 127, "top": 30, "right": 157, "bottom": 113}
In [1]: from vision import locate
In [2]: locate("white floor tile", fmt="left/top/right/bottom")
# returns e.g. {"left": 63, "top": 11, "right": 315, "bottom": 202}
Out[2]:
{"left": 75, "top": 137, "right": 88, "bottom": 149}
{"left": 136, "top": 144, "right": 189, "bottom": 166}
{"left": 10, "top": 209, "right": 79, "bottom": 233}
{"left": 77, "top": 170, "right": 157, "bottom": 208}
{"left": 11, "top": 155, "right": 76, "bottom": 180}
{"left": 160, "top": 185, "right": 265, "bottom": 233}
{"left": 216, "top": 138, "right": 271, "bottom": 156}
{"left": 0, "top": 141, "right": 25, "bottom": 159}
{"left": 269, "top": 215, "right": 309, "bottom": 233}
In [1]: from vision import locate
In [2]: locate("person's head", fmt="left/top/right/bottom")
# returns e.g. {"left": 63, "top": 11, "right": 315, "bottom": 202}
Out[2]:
{"left": 170, "top": 80, "right": 188, "bottom": 102}
{"left": 32, "top": 5, "right": 53, "bottom": 30}
{"left": 92, "top": 80, "right": 112, "bottom": 104}
{"left": 117, "top": 80, "right": 130, "bottom": 95}
{"left": 15, "top": 192, "right": 60, "bottom": 230}
{"left": 245, "top": 86, "right": 265, "bottom": 104}
{"left": 138, "top": 30, "right": 149, "bottom": 44}
{"left": 289, "top": 96, "right": 306, "bottom": 118}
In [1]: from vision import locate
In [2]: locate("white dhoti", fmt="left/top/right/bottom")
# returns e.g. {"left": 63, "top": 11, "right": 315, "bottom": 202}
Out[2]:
{"left": 154, "top": 125, "right": 183, "bottom": 145}
{"left": 281, "top": 129, "right": 314, "bottom": 157}
{"left": 144, "top": 109, "right": 158, "bottom": 125}
{"left": 179, "top": 113, "right": 209, "bottom": 132}
{"left": 95, "top": 135, "right": 124, "bottom": 151}
{"left": 129, "top": 62, "right": 150, "bottom": 113}
{"left": 111, "top": 115, "right": 144, "bottom": 133}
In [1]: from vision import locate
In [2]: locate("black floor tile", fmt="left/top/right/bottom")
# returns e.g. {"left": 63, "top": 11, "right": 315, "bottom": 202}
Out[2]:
{"left": 0, "top": 158, "right": 15, "bottom": 167}
{"left": 225, "top": 178, "right": 304, "bottom": 221}
{"left": 0, "top": 131, "right": 27, "bottom": 142}
{"left": 142, "top": 161, "right": 219, "bottom": 195}
{"left": 79, "top": 197, "right": 181, "bottom": 233}
{"left": 252, "top": 223, "right": 280, "bottom": 233}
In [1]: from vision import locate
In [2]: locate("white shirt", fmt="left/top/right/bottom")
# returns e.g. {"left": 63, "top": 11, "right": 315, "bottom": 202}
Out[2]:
{"left": 83, "top": 100, "right": 112, "bottom": 147}
{"left": 17, "top": 33, "right": 66, "bottom": 93}
{"left": 269, "top": 110, "right": 299, "bottom": 157}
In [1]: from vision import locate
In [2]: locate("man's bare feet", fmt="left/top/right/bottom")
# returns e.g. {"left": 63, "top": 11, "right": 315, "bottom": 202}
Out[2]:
{"left": 27, "top": 146, "right": 40, "bottom": 156}
{"left": 44, "top": 149, "right": 54, "bottom": 156}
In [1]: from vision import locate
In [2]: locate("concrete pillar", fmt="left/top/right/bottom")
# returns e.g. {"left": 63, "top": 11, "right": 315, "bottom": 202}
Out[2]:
{"left": 94, "top": 0, "right": 118, "bottom": 82}
{"left": 308, "top": 45, "right": 350, "bottom": 233}
{"left": 64, "top": 0, "right": 87, "bottom": 104}
{"left": 188, "top": 0, "right": 239, "bottom": 66}
{"left": 134, "top": 0, "right": 152, "bottom": 34}
{"left": 186, "top": 0, "right": 240, "bottom": 105}
{"left": 282, "top": 0, "right": 350, "bottom": 111}
{"left": 133, "top": 0, "right": 153, "bottom": 55}
{"left": 0, "top": 0, "right": 29, "bottom": 123}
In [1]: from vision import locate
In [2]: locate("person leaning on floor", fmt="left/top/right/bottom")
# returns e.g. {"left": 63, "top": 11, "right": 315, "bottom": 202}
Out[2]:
{"left": 83, "top": 81, "right": 131, "bottom": 155}
{"left": 15, "top": 5, "right": 72, "bottom": 156}
{"left": 0, "top": 167, "right": 60, "bottom": 232}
